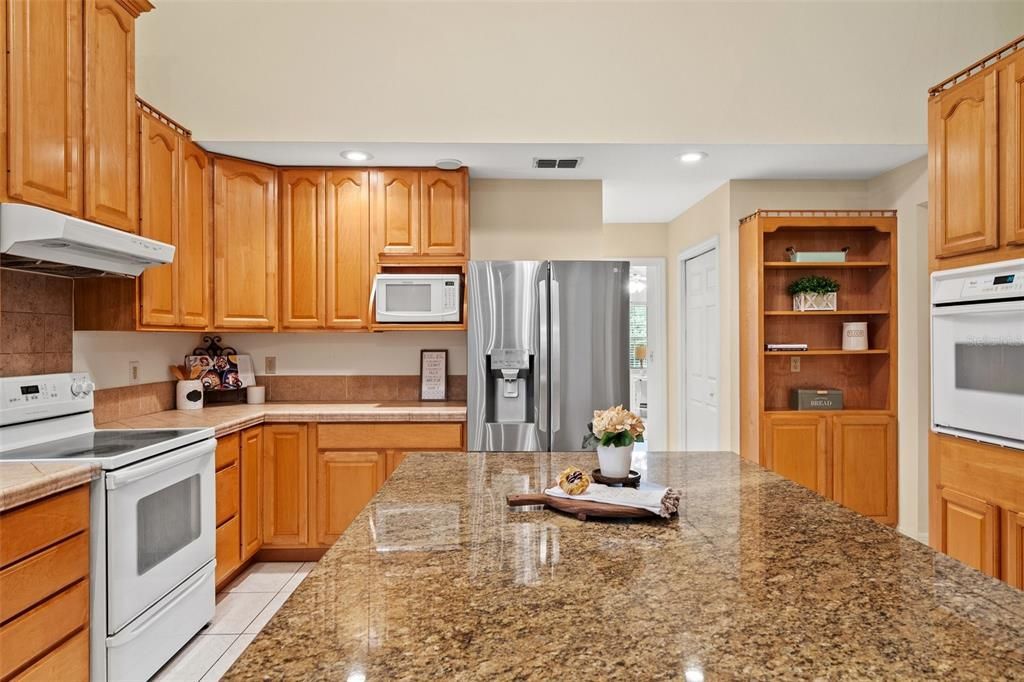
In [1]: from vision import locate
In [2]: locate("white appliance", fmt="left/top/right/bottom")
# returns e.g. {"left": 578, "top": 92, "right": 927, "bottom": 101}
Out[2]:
{"left": 374, "top": 273, "right": 461, "bottom": 323}
{"left": 931, "top": 259, "right": 1024, "bottom": 450}
{"left": 0, "top": 373, "right": 216, "bottom": 681}
{"left": 0, "top": 202, "right": 175, "bottom": 277}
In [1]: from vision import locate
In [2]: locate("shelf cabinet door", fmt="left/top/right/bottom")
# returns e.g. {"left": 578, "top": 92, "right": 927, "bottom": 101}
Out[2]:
{"left": 83, "top": 0, "right": 137, "bottom": 232}
{"left": 763, "top": 414, "right": 829, "bottom": 497}
{"left": 280, "top": 169, "right": 326, "bottom": 329}
{"left": 932, "top": 71, "right": 999, "bottom": 258}
{"left": 1004, "top": 508, "right": 1024, "bottom": 589}
{"left": 262, "top": 424, "right": 308, "bottom": 547}
{"left": 832, "top": 415, "right": 897, "bottom": 524}
{"left": 1007, "top": 52, "right": 1024, "bottom": 247}
{"left": 372, "top": 169, "right": 420, "bottom": 257}
{"left": 938, "top": 486, "right": 999, "bottom": 577}
{"left": 215, "top": 515, "right": 241, "bottom": 585}
{"left": 420, "top": 169, "right": 467, "bottom": 257}
{"left": 138, "top": 112, "right": 179, "bottom": 328}
{"left": 240, "top": 426, "right": 263, "bottom": 560}
{"left": 177, "top": 140, "right": 212, "bottom": 328}
{"left": 325, "top": 170, "right": 370, "bottom": 329}
{"left": 7, "top": 0, "right": 83, "bottom": 214}
{"left": 213, "top": 157, "right": 278, "bottom": 329}
{"left": 315, "top": 450, "right": 386, "bottom": 546}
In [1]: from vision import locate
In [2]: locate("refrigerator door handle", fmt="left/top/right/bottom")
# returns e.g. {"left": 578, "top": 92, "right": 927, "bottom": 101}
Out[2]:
{"left": 538, "top": 279, "right": 549, "bottom": 434}
{"left": 550, "top": 278, "right": 561, "bottom": 434}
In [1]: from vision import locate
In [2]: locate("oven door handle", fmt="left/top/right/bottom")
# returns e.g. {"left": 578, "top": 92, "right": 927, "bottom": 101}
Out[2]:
{"left": 105, "top": 439, "right": 215, "bottom": 490}
{"left": 931, "top": 300, "right": 1024, "bottom": 316}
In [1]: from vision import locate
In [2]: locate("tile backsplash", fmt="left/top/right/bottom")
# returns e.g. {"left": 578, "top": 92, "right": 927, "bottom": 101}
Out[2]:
{"left": 0, "top": 270, "right": 73, "bottom": 376}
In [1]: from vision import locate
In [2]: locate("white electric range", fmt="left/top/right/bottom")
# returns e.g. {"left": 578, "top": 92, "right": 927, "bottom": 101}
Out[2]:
{"left": 0, "top": 373, "right": 217, "bottom": 681}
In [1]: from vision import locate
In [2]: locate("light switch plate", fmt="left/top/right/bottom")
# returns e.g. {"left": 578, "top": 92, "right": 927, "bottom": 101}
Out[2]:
{"left": 265, "top": 356, "right": 277, "bottom": 375}
{"left": 790, "top": 357, "right": 801, "bottom": 373}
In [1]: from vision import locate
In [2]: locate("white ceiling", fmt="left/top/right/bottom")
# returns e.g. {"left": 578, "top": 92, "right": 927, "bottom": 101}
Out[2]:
{"left": 199, "top": 142, "right": 926, "bottom": 223}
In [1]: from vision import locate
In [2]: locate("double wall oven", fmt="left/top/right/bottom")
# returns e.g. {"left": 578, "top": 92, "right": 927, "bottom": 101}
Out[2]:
{"left": 931, "top": 259, "right": 1024, "bottom": 450}
{"left": 0, "top": 373, "right": 217, "bottom": 681}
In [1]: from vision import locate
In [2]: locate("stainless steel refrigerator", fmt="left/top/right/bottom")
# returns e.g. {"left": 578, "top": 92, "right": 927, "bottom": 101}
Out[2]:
{"left": 467, "top": 260, "right": 630, "bottom": 452}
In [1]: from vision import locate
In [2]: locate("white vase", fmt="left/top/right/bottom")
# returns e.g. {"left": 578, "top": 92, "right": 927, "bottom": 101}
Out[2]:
{"left": 597, "top": 443, "right": 634, "bottom": 478}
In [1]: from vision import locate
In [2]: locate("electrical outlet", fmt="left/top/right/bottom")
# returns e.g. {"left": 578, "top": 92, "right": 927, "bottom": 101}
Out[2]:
{"left": 790, "top": 357, "right": 801, "bottom": 373}
{"left": 129, "top": 360, "right": 140, "bottom": 385}
{"left": 265, "top": 356, "right": 277, "bottom": 375}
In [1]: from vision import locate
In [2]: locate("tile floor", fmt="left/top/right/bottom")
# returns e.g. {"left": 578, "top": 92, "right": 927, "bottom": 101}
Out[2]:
{"left": 153, "top": 562, "right": 315, "bottom": 681}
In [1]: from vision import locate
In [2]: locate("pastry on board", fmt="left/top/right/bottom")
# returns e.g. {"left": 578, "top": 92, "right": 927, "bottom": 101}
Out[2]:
{"left": 557, "top": 467, "right": 591, "bottom": 495}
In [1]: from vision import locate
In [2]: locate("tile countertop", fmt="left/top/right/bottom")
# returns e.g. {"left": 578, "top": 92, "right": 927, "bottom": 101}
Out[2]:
{"left": 224, "top": 451, "right": 1024, "bottom": 681}
{"left": 0, "top": 461, "right": 99, "bottom": 512}
{"left": 97, "top": 401, "right": 467, "bottom": 437}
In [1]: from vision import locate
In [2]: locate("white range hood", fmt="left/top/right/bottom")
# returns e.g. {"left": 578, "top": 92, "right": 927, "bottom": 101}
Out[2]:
{"left": 0, "top": 203, "right": 174, "bottom": 277}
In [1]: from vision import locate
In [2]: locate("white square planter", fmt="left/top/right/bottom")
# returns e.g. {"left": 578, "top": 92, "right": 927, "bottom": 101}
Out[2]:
{"left": 792, "top": 292, "right": 837, "bottom": 311}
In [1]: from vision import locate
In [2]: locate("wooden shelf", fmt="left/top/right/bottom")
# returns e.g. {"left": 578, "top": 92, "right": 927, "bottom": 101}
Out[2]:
{"left": 763, "top": 261, "right": 889, "bottom": 269}
{"left": 764, "top": 309, "right": 889, "bottom": 316}
{"left": 763, "top": 408, "right": 895, "bottom": 416}
{"left": 764, "top": 349, "right": 888, "bottom": 356}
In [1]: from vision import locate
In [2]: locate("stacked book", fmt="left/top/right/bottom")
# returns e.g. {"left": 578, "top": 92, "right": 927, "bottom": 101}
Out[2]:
{"left": 766, "top": 343, "right": 808, "bottom": 352}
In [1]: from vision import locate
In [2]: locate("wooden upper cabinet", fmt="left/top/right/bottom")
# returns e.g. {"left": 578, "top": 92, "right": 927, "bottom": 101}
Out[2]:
{"left": 7, "top": 0, "right": 83, "bottom": 214}
{"left": 178, "top": 140, "right": 212, "bottom": 328}
{"left": 213, "top": 157, "right": 278, "bottom": 329}
{"left": 764, "top": 414, "right": 829, "bottom": 497}
{"left": 280, "top": 169, "right": 326, "bottom": 329}
{"left": 372, "top": 169, "right": 420, "bottom": 257}
{"left": 326, "top": 170, "right": 370, "bottom": 328}
{"left": 938, "top": 487, "right": 999, "bottom": 577}
{"left": 832, "top": 415, "right": 897, "bottom": 524}
{"left": 1007, "top": 51, "right": 1024, "bottom": 247}
{"left": 420, "top": 169, "right": 467, "bottom": 257}
{"left": 932, "top": 71, "right": 999, "bottom": 258}
{"left": 138, "top": 112, "right": 179, "bottom": 328}
{"left": 83, "top": 0, "right": 137, "bottom": 232}
{"left": 262, "top": 424, "right": 308, "bottom": 547}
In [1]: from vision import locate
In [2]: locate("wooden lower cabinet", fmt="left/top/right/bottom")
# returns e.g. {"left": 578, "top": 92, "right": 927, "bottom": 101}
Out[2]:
{"left": 832, "top": 415, "right": 897, "bottom": 525}
{"left": 215, "top": 515, "right": 241, "bottom": 585}
{"left": 315, "top": 450, "right": 387, "bottom": 546}
{"left": 763, "top": 414, "right": 829, "bottom": 496}
{"left": 241, "top": 426, "right": 263, "bottom": 560}
{"left": 1005, "top": 509, "right": 1024, "bottom": 589}
{"left": 262, "top": 424, "right": 310, "bottom": 547}
{"left": 937, "top": 486, "right": 1000, "bottom": 577}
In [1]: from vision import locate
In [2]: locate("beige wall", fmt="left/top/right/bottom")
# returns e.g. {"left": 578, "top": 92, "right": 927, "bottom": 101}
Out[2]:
{"left": 135, "top": 2, "right": 1022, "bottom": 145}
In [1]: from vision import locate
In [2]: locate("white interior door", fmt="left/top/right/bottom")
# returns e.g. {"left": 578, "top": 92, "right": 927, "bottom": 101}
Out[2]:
{"left": 684, "top": 248, "right": 719, "bottom": 450}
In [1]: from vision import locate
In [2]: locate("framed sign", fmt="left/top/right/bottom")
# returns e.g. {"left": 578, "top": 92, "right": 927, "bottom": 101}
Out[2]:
{"left": 420, "top": 350, "right": 449, "bottom": 401}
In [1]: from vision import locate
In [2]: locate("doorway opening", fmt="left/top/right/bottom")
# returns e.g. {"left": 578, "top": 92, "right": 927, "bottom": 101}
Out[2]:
{"left": 625, "top": 258, "right": 666, "bottom": 451}
{"left": 678, "top": 238, "right": 720, "bottom": 450}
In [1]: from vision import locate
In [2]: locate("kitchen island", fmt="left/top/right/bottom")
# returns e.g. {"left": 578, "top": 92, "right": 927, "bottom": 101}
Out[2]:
{"left": 224, "top": 451, "right": 1024, "bottom": 680}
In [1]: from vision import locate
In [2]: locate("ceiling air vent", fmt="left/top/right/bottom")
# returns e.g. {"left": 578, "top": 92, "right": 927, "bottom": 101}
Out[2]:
{"left": 533, "top": 157, "right": 582, "bottom": 169}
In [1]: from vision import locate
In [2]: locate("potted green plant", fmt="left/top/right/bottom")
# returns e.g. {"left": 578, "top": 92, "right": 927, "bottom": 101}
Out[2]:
{"left": 788, "top": 275, "right": 840, "bottom": 311}
{"left": 582, "top": 405, "right": 645, "bottom": 477}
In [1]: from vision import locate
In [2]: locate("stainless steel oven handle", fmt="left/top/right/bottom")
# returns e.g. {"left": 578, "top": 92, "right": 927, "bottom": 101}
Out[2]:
{"left": 105, "top": 439, "right": 215, "bottom": 490}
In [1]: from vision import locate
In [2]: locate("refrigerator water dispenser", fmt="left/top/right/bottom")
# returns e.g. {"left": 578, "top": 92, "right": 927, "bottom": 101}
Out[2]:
{"left": 487, "top": 349, "right": 534, "bottom": 424}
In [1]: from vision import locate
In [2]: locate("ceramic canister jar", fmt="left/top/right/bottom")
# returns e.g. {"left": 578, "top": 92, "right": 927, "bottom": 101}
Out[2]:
{"left": 842, "top": 321, "right": 869, "bottom": 351}
{"left": 176, "top": 380, "right": 204, "bottom": 410}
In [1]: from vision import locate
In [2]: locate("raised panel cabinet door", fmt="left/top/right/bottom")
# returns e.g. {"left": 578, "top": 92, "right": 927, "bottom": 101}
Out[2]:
{"left": 385, "top": 450, "right": 408, "bottom": 479}
{"left": 932, "top": 71, "right": 999, "bottom": 258}
{"left": 178, "top": 140, "right": 212, "bottom": 328}
{"left": 938, "top": 487, "right": 999, "bottom": 577}
{"left": 1005, "top": 509, "right": 1024, "bottom": 589}
{"left": 213, "top": 158, "right": 278, "bottom": 329}
{"left": 262, "top": 424, "right": 309, "bottom": 547}
{"left": 280, "top": 169, "right": 326, "bottom": 329}
{"left": 315, "top": 450, "right": 386, "bottom": 546}
{"left": 419, "top": 169, "right": 467, "bottom": 257}
{"left": 832, "top": 415, "right": 897, "bottom": 524}
{"left": 0, "top": 0, "right": 8, "bottom": 204}
{"left": 215, "top": 515, "right": 241, "bottom": 585}
{"left": 7, "top": 0, "right": 83, "bottom": 214}
{"left": 240, "top": 426, "right": 263, "bottom": 560}
{"left": 1007, "top": 53, "right": 1024, "bottom": 246}
{"left": 138, "top": 112, "right": 179, "bottom": 328}
{"left": 83, "top": 0, "right": 137, "bottom": 231}
{"left": 325, "top": 169, "right": 370, "bottom": 329}
{"left": 763, "top": 414, "right": 829, "bottom": 497}
{"left": 371, "top": 169, "right": 420, "bottom": 257}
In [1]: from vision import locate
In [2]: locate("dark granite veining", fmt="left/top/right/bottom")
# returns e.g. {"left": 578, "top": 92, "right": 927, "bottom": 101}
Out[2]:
{"left": 225, "top": 451, "right": 1024, "bottom": 680}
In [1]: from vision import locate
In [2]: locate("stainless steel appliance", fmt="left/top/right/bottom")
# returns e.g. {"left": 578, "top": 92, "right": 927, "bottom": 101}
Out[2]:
{"left": 931, "top": 258, "right": 1024, "bottom": 450}
{"left": 0, "top": 373, "right": 217, "bottom": 681}
{"left": 468, "top": 260, "right": 630, "bottom": 451}
{"left": 373, "top": 272, "right": 461, "bottom": 323}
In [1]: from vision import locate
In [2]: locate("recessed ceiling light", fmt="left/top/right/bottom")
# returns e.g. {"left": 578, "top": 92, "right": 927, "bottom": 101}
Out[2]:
{"left": 679, "top": 151, "right": 708, "bottom": 164}
{"left": 340, "top": 150, "right": 372, "bottom": 162}
{"left": 435, "top": 158, "right": 462, "bottom": 170}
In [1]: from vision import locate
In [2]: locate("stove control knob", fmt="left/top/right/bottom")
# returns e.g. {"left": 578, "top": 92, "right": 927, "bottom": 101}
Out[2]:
{"left": 83, "top": 381, "right": 95, "bottom": 396}
{"left": 71, "top": 381, "right": 84, "bottom": 397}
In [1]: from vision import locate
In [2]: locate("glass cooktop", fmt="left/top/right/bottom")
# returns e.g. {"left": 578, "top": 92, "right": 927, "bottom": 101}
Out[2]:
{"left": 0, "top": 429, "right": 203, "bottom": 461}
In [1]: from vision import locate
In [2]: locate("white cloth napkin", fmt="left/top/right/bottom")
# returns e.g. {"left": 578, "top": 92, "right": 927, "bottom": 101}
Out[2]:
{"left": 545, "top": 481, "right": 679, "bottom": 517}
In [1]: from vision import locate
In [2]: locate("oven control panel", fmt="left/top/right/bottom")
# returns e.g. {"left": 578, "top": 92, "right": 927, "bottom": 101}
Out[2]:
{"left": 932, "top": 258, "right": 1024, "bottom": 305}
{"left": 960, "top": 272, "right": 1024, "bottom": 297}
{"left": 0, "top": 373, "right": 95, "bottom": 426}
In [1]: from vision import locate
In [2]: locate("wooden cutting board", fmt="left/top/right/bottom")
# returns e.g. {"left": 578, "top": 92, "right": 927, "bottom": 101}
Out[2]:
{"left": 506, "top": 493, "right": 658, "bottom": 521}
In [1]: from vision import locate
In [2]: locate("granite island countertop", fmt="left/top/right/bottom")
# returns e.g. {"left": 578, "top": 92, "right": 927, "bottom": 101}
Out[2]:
{"left": 0, "top": 460, "right": 99, "bottom": 512}
{"left": 225, "top": 451, "right": 1024, "bottom": 681}
{"left": 98, "top": 401, "right": 466, "bottom": 437}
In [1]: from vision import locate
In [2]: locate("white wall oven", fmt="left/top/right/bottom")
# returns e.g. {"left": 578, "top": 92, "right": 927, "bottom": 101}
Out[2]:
{"left": 931, "top": 259, "right": 1024, "bottom": 450}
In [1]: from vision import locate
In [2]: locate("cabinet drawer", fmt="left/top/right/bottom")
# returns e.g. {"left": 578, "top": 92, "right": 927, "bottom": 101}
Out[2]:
{"left": 317, "top": 423, "right": 463, "bottom": 451}
{"left": 0, "top": 485, "right": 89, "bottom": 568}
{"left": 215, "top": 515, "right": 241, "bottom": 585}
{"left": 216, "top": 432, "right": 240, "bottom": 471}
{"left": 216, "top": 463, "right": 240, "bottom": 526}
{"left": 11, "top": 626, "right": 89, "bottom": 682}
{"left": 0, "top": 532, "right": 89, "bottom": 622}
{"left": 0, "top": 579, "right": 89, "bottom": 679}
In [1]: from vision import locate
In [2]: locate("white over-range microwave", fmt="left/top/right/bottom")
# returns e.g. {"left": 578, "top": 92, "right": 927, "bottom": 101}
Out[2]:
{"left": 374, "top": 273, "right": 461, "bottom": 323}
